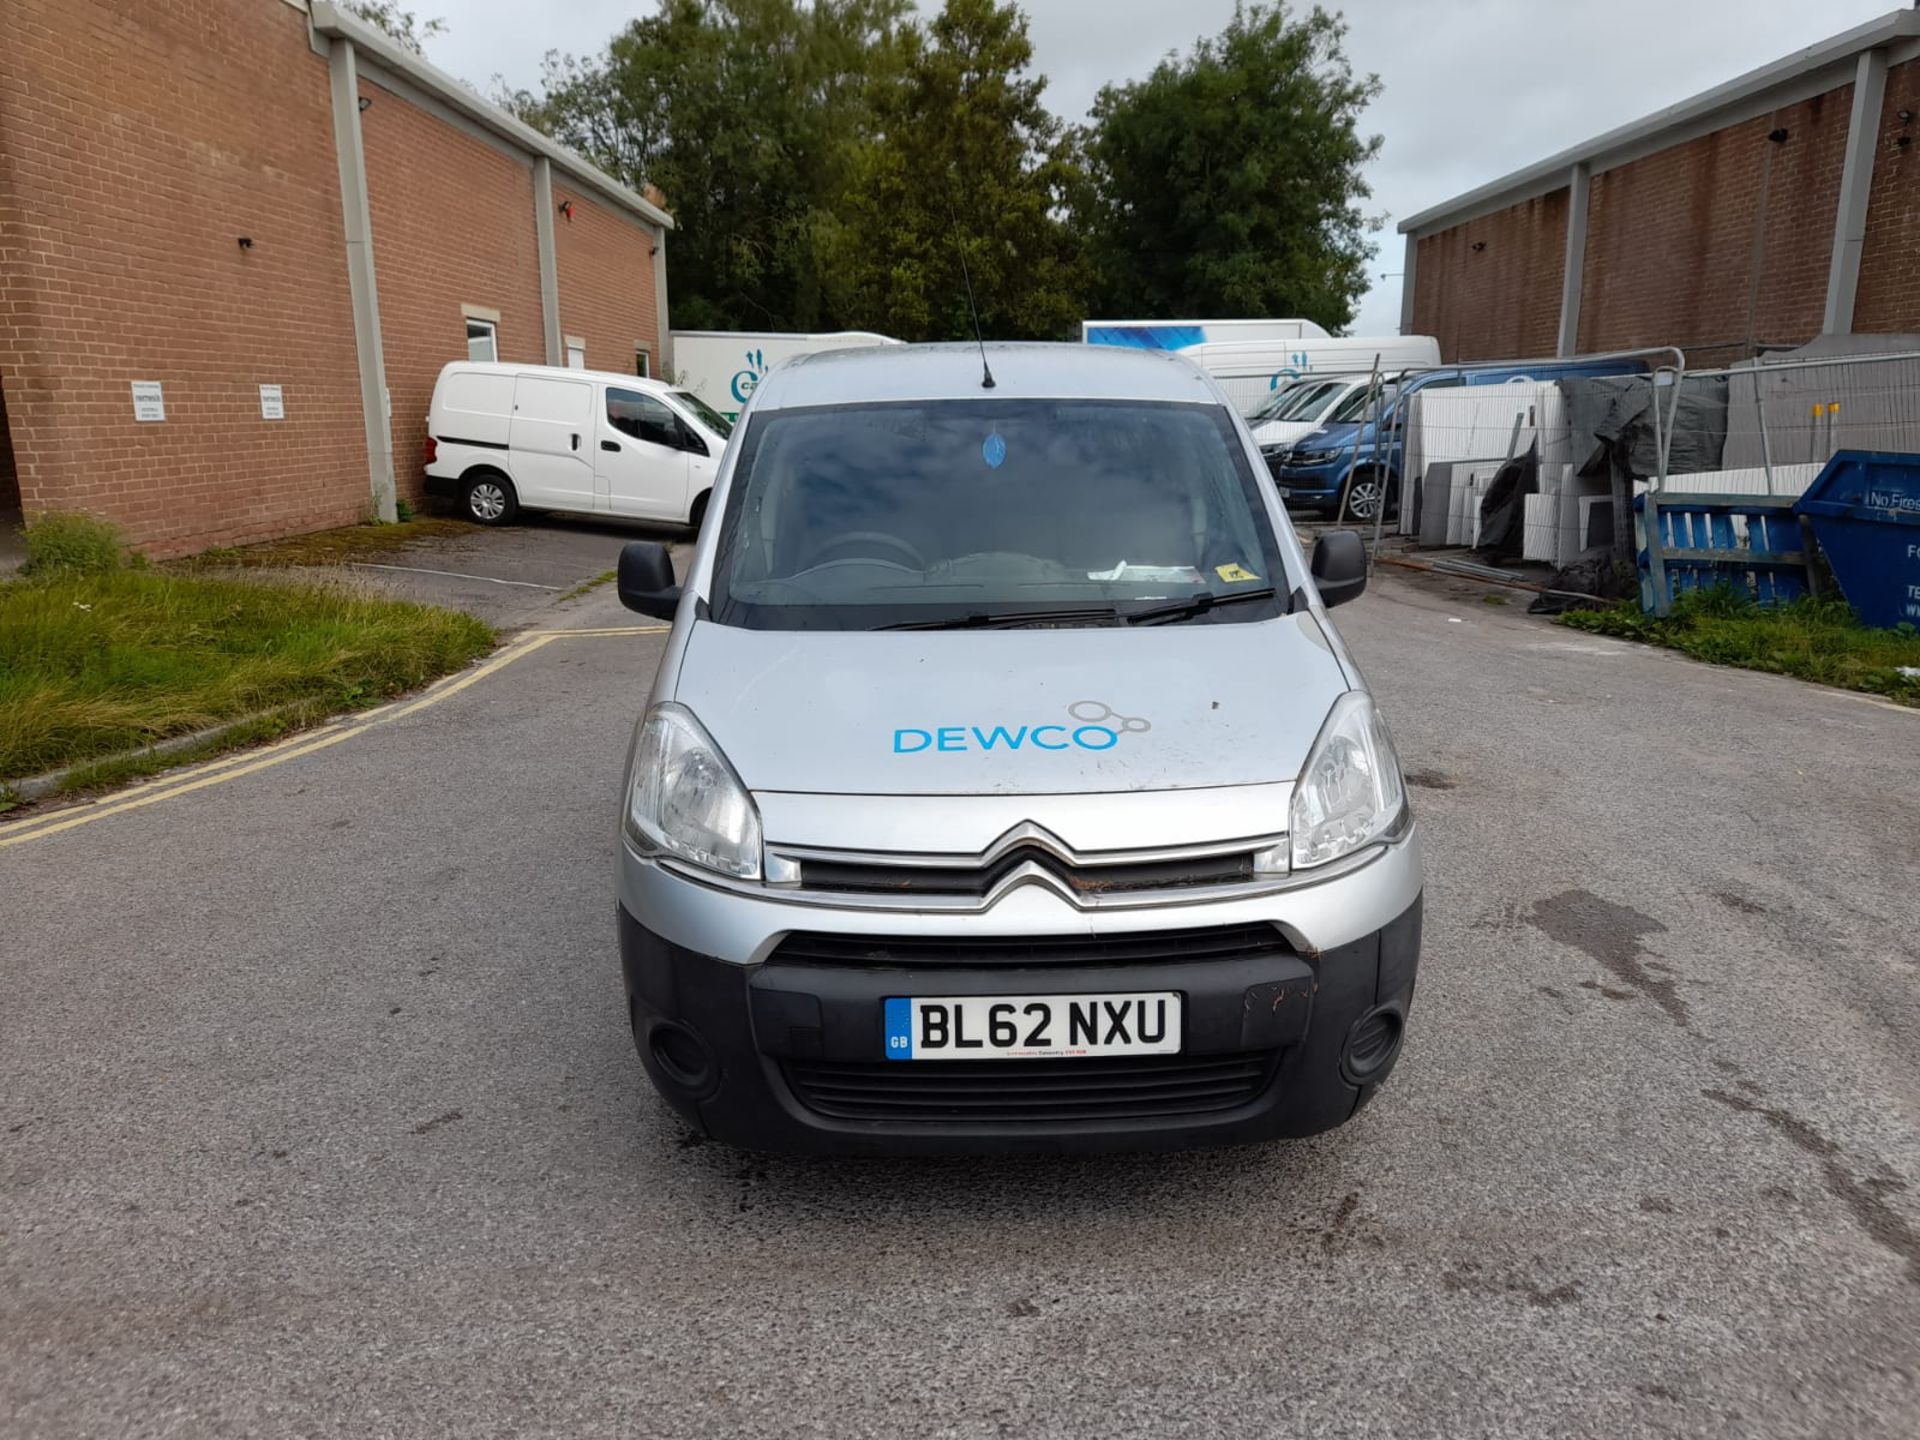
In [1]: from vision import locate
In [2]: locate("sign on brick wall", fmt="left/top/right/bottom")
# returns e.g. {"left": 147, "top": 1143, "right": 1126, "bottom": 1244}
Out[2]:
{"left": 130, "top": 381, "right": 166, "bottom": 422}
{"left": 259, "top": 384, "right": 285, "bottom": 421}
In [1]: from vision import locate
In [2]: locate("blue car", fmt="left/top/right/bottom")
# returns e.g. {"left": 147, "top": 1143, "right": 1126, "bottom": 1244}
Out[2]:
{"left": 1268, "top": 358, "right": 1654, "bottom": 521}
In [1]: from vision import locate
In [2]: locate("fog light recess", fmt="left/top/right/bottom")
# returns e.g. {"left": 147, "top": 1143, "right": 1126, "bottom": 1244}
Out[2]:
{"left": 1342, "top": 1006, "right": 1404, "bottom": 1083}
{"left": 647, "top": 1020, "right": 719, "bottom": 1098}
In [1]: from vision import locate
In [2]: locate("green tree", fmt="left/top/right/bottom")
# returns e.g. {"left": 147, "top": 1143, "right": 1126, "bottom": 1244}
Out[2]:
{"left": 344, "top": 1, "right": 446, "bottom": 56}
{"left": 1077, "top": 3, "right": 1381, "bottom": 330}
{"left": 822, "top": 0, "right": 1086, "bottom": 341}
{"left": 501, "top": 0, "right": 909, "bottom": 332}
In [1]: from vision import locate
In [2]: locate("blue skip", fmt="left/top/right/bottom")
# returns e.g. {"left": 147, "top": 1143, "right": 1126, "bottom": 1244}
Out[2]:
{"left": 1794, "top": 451, "right": 1920, "bottom": 630}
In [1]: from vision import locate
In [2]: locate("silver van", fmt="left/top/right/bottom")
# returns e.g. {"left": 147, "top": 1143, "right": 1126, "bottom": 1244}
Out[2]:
{"left": 612, "top": 343, "right": 1422, "bottom": 1154}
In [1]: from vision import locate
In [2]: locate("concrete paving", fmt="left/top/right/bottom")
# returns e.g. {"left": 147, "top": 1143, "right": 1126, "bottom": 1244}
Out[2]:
{"left": 2, "top": 571, "right": 1917, "bottom": 1438}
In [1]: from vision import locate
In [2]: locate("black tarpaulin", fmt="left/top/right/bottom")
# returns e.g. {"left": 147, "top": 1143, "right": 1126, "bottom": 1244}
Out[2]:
{"left": 1473, "top": 444, "right": 1538, "bottom": 565}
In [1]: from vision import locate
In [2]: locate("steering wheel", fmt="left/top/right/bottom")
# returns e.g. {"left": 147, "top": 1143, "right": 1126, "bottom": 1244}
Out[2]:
{"left": 799, "top": 530, "right": 929, "bottom": 572}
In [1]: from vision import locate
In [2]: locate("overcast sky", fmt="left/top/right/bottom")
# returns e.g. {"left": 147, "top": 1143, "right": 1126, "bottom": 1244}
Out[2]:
{"left": 426, "top": 0, "right": 1897, "bottom": 335}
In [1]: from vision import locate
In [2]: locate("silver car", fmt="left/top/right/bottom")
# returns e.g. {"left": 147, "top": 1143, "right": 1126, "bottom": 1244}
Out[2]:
{"left": 612, "top": 342, "right": 1422, "bottom": 1154}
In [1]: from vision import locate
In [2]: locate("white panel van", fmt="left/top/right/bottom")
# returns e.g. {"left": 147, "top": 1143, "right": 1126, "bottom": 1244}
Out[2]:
{"left": 1181, "top": 336, "right": 1442, "bottom": 416}
{"left": 424, "top": 362, "right": 733, "bottom": 529}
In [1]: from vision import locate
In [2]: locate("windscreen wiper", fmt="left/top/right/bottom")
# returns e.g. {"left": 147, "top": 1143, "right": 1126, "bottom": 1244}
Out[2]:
{"left": 878, "top": 606, "right": 1123, "bottom": 631}
{"left": 1125, "top": 587, "right": 1282, "bottom": 626}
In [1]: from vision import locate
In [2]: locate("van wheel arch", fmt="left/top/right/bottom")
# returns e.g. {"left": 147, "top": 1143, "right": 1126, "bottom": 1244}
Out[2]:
{"left": 461, "top": 467, "right": 518, "bottom": 526}
{"left": 689, "top": 489, "right": 712, "bottom": 534}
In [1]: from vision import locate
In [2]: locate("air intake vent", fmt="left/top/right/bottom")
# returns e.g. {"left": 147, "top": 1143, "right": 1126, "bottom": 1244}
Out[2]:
{"left": 770, "top": 923, "right": 1289, "bottom": 968}
{"left": 783, "top": 1050, "right": 1275, "bottom": 1124}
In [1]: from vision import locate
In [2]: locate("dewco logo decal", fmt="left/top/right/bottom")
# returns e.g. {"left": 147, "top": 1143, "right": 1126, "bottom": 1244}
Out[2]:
{"left": 893, "top": 701, "right": 1151, "bottom": 754}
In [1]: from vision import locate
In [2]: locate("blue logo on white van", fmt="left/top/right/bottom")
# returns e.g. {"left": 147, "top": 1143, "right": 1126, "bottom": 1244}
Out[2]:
{"left": 892, "top": 701, "right": 1150, "bottom": 754}
{"left": 730, "top": 348, "right": 768, "bottom": 405}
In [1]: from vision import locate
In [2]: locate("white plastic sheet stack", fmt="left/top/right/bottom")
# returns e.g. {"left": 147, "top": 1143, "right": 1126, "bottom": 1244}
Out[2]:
{"left": 1522, "top": 493, "right": 1560, "bottom": 563}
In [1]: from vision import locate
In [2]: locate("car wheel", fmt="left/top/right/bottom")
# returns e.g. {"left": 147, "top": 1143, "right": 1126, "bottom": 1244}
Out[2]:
{"left": 463, "top": 472, "right": 517, "bottom": 526}
{"left": 1339, "top": 470, "right": 1392, "bottom": 525}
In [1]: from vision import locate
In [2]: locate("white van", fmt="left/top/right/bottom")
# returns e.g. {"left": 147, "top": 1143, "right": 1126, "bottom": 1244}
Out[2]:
{"left": 671, "top": 330, "right": 901, "bottom": 421}
{"left": 1187, "top": 336, "right": 1441, "bottom": 415}
{"left": 1082, "top": 318, "right": 1333, "bottom": 347}
{"left": 424, "top": 362, "right": 733, "bottom": 529}
{"left": 1246, "top": 375, "right": 1371, "bottom": 454}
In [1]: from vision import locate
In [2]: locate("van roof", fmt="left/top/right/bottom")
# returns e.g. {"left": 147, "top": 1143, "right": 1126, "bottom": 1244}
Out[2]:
{"left": 441, "top": 360, "right": 678, "bottom": 394}
{"left": 749, "top": 342, "right": 1222, "bottom": 411}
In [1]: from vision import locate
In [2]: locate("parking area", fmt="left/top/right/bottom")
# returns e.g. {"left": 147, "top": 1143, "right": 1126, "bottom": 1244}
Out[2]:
{"left": 325, "top": 511, "right": 692, "bottom": 629}
{"left": 2, "top": 566, "right": 1917, "bottom": 1437}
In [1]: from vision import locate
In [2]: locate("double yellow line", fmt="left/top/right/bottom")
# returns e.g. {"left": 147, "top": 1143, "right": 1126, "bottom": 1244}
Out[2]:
{"left": 0, "top": 625, "right": 667, "bottom": 851}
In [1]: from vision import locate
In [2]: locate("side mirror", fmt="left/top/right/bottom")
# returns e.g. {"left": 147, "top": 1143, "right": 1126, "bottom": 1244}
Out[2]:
{"left": 617, "top": 541, "right": 680, "bottom": 619}
{"left": 1310, "top": 529, "right": 1368, "bottom": 609}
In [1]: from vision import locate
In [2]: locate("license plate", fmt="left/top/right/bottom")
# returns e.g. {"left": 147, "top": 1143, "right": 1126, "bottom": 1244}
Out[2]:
{"left": 883, "top": 992, "right": 1181, "bottom": 1061}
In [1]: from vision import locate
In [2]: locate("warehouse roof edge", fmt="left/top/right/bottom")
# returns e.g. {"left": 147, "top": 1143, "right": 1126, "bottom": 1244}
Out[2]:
{"left": 307, "top": 0, "right": 674, "bottom": 231}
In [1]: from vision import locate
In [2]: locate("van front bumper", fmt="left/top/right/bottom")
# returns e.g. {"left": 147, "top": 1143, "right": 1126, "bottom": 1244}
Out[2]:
{"left": 616, "top": 831, "right": 1423, "bottom": 1155}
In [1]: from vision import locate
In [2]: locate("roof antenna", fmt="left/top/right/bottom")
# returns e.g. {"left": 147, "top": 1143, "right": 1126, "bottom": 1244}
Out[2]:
{"left": 950, "top": 216, "right": 995, "bottom": 390}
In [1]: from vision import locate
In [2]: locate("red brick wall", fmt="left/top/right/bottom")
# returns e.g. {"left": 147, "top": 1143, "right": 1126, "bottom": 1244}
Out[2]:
{"left": 553, "top": 184, "right": 661, "bottom": 378}
{"left": 1578, "top": 88, "right": 1853, "bottom": 362}
{"left": 0, "top": 0, "right": 368, "bottom": 555}
{"left": 1411, "top": 190, "right": 1567, "bottom": 363}
{"left": 1853, "top": 56, "right": 1920, "bottom": 333}
{"left": 359, "top": 75, "right": 546, "bottom": 499}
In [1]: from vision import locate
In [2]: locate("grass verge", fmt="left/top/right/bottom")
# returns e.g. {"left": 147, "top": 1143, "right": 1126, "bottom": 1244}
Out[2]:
{"left": 1, "top": 568, "right": 494, "bottom": 784}
{"left": 1560, "top": 588, "right": 1920, "bottom": 704}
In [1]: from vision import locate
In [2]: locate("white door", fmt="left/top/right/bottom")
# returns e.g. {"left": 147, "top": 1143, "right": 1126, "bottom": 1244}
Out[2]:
{"left": 509, "top": 375, "right": 595, "bottom": 512}
{"left": 597, "top": 386, "right": 692, "bottom": 520}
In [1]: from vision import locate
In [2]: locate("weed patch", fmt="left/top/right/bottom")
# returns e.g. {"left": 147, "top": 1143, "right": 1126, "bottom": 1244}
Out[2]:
{"left": 1561, "top": 588, "right": 1920, "bottom": 704}
{"left": 21, "top": 512, "right": 127, "bottom": 575}
{"left": 558, "top": 569, "right": 617, "bottom": 603}
{"left": 181, "top": 517, "right": 470, "bottom": 570}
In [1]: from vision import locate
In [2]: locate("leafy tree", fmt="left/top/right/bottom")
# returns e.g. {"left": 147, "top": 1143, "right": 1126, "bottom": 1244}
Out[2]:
{"left": 1077, "top": 3, "right": 1381, "bottom": 330}
{"left": 344, "top": 1, "right": 446, "bottom": 56}
{"left": 501, "top": 0, "right": 910, "bottom": 332}
{"left": 821, "top": 0, "right": 1086, "bottom": 341}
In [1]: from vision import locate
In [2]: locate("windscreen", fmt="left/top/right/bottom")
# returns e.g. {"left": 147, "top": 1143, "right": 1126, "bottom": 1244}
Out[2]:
{"left": 1251, "top": 380, "right": 1327, "bottom": 423}
{"left": 708, "top": 399, "right": 1288, "bottom": 631}
{"left": 1327, "top": 382, "right": 1398, "bottom": 424}
{"left": 1267, "top": 380, "right": 1343, "bottom": 422}
{"left": 672, "top": 389, "right": 734, "bottom": 439}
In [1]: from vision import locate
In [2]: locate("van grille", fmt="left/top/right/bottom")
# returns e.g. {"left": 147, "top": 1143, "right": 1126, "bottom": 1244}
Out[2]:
{"left": 769, "top": 923, "right": 1289, "bottom": 969}
{"left": 782, "top": 1051, "right": 1275, "bottom": 1124}
{"left": 799, "top": 845, "right": 1254, "bottom": 897}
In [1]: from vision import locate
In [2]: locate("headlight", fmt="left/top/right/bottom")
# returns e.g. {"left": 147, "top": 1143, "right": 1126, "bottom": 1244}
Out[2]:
{"left": 1259, "top": 442, "right": 1286, "bottom": 458}
{"left": 1290, "top": 692, "right": 1407, "bottom": 870}
{"left": 625, "top": 703, "right": 762, "bottom": 879}
{"left": 1291, "top": 448, "right": 1341, "bottom": 466}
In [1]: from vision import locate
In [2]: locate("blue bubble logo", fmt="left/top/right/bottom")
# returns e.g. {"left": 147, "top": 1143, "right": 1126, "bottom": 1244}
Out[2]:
{"left": 982, "top": 432, "right": 1007, "bottom": 469}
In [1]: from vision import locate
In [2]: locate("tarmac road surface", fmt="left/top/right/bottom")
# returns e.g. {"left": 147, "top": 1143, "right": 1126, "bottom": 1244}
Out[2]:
{"left": 3, "top": 568, "right": 1917, "bottom": 1438}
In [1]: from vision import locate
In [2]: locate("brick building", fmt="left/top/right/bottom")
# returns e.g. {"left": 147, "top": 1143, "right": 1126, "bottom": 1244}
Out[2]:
{"left": 0, "top": 0, "right": 673, "bottom": 556}
{"left": 1399, "top": 9, "right": 1920, "bottom": 366}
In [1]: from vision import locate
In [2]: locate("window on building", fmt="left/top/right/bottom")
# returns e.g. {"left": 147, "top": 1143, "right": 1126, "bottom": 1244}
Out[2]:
{"left": 634, "top": 347, "right": 651, "bottom": 379}
{"left": 607, "top": 387, "right": 682, "bottom": 448}
{"left": 565, "top": 337, "right": 586, "bottom": 370}
{"left": 466, "top": 318, "right": 498, "bottom": 364}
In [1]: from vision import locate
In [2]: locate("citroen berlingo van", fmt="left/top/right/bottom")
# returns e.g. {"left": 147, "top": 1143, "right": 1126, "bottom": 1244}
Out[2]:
{"left": 611, "top": 342, "right": 1422, "bottom": 1154}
